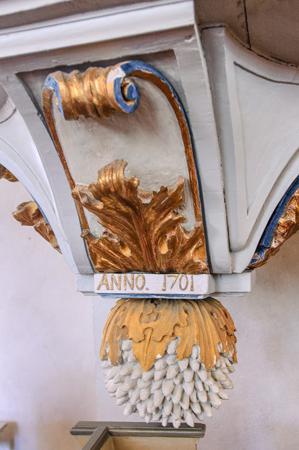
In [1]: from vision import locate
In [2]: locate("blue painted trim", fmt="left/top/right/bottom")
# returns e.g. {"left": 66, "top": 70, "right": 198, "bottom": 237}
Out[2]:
{"left": 44, "top": 75, "right": 64, "bottom": 115}
{"left": 113, "top": 60, "right": 183, "bottom": 114}
{"left": 250, "top": 175, "right": 299, "bottom": 265}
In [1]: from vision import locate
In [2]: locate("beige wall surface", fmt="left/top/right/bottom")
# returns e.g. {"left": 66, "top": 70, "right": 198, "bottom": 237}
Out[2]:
{"left": 1, "top": 181, "right": 299, "bottom": 450}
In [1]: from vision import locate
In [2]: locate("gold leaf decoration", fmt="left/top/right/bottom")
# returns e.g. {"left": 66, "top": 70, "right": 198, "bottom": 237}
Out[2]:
{"left": 0, "top": 164, "right": 17, "bottom": 182}
{"left": 249, "top": 189, "right": 299, "bottom": 269}
{"left": 13, "top": 201, "right": 60, "bottom": 252}
{"left": 73, "top": 160, "right": 208, "bottom": 274}
{"left": 100, "top": 298, "right": 237, "bottom": 371}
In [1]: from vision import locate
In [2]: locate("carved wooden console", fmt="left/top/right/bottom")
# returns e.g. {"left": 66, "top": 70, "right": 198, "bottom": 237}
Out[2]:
{"left": 0, "top": 0, "right": 299, "bottom": 433}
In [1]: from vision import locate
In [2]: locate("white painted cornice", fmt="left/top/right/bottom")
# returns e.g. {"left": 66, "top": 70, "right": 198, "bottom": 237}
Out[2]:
{"left": 0, "top": 0, "right": 194, "bottom": 59}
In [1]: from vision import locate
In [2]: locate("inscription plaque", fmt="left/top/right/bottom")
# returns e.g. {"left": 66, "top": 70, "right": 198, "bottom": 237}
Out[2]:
{"left": 94, "top": 273, "right": 215, "bottom": 298}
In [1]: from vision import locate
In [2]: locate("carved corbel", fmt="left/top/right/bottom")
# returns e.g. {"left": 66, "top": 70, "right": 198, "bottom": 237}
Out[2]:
{"left": 42, "top": 60, "right": 208, "bottom": 274}
{"left": 41, "top": 60, "right": 237, "bottom": 427}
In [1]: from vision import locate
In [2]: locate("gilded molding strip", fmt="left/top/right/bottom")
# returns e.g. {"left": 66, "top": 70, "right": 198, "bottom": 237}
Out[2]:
{"left": 42, "top": 60, "right": 207, "bottom": 266}
{"left": 0, "top": 164, "right": 17, "bottom": 182}
{"left": 100, "top": 297, "right": 237, "bottom": 371}
{"left": 249, "top": 177, "right": 299, "bottom": 269}
{"left": 73, "top": 159, "right": 208, "bottom": 273}
{"left": 13, "top": 201, "right": 60, "bottom": 252}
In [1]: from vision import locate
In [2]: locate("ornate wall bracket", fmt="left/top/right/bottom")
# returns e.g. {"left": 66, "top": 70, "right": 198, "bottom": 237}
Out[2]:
{"left": 42, "top": 60, "right": 208, "bottom": 273}
{"left": 2, "top": 9, "right": 299, "bottom": 433}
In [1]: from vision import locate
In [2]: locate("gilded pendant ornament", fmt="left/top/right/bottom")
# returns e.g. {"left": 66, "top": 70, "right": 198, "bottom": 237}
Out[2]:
{"left": 101, "top": 298, "right": 237, "bottom": 426}
{"left": 101, "top": 297, "right": 237, "bottom": 372}
{"left": 73, "top": 159, "right": 207, "bottom": 274}
{"left": 13, "top": 201, "right": 60, "bottom": 252}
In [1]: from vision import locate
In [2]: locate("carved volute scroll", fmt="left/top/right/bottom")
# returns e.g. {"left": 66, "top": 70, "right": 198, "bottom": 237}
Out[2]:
{"left": 42, "top": 60, "right": 208, "bottom": 274}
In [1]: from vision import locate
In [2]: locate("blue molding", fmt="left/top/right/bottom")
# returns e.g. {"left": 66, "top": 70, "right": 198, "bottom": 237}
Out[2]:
{"left": 250, "top": 175, "right": 299, "bottom": 266}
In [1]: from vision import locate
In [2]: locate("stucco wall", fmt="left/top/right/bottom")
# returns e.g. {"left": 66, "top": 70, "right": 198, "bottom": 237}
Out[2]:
{"left": 1, "top": 181, "right": 299, "bottom": 450}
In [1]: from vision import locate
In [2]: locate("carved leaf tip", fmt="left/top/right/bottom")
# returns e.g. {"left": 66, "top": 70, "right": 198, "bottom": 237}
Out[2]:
{"left": 0, "top": 165, "right": 18, "bottom": 182}
{"left": 13, "top": 201, "right": 60, "bottom": 252}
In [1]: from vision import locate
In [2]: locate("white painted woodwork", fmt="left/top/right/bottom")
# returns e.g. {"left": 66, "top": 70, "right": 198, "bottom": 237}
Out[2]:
{"left": 94, "top": 273, "right": 215, "bottom": 298}
{"left": 0, "top": 1, "right": 194, "bottom": 59}
{"left": 174, "top": 33, "right": 231, "bottom": 273}
{"left": 202, "top": 27, "right": 299, "bottom": 271}
{"left": 78, "top": 271, "right": 253, "bottom": 297}
{"left": 0, "top": 84, "right": 93, "bottom": 274}
{"left": 0, "top": 2, "right": 298, "bottom": 288}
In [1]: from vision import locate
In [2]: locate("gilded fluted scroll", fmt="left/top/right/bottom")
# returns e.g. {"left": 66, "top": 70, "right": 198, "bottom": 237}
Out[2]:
{"left": 13, "top": 201, "right": 60, "bottom": 252}
{"left": 42, "top": 60, "right": 207, "bottom": 267}
{"left": 73, "top": 159, "right": 208, "bottom": 273}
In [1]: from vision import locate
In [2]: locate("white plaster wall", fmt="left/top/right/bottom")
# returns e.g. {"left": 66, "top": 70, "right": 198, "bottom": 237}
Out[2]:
{"left": 1, "top": 180, "right": 299, "bottom": 449}
{"left": 0, "top": 181, "right": 97, "bottom": 450}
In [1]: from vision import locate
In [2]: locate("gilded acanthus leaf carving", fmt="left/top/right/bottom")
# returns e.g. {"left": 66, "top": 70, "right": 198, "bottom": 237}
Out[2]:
{"left": 100, "top": 298, "right": 237, "bottom": 371}
{"left": 249, "top": 188, "right": 299, "bottom": 269}
{"left": 13, "top": 201, "right": 60, "bottom": 252}
{"left": 73, "top": 160, "right": 208, "bottom": 274}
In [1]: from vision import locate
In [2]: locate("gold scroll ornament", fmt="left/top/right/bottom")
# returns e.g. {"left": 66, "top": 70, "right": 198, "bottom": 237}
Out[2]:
{"left": 100, "top": 297, "right": 237, "bottom": 371}
{"left": 249, "top": 188, "right": 299, "bottom": 269}
{"left": 73, "top": 159, "right": 207, "bottom": 274}
{"left": 42, "top": 62, "right": 208, "bottom": 274}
